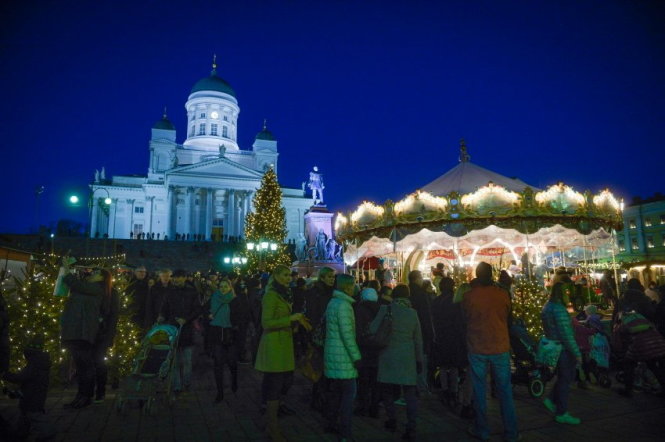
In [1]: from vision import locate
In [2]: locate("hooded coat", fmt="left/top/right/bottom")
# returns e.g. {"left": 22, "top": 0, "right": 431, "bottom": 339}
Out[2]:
{"left": 324, "top": 290, "right": 361, "bottom": 379}
{"left": 60, "top": 274, "right": 105, "bottom": 344}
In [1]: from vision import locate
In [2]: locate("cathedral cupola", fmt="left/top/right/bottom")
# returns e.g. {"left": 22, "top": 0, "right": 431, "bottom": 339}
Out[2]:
{"left": 183, "top": 55, "right": 240, "bottom": 151}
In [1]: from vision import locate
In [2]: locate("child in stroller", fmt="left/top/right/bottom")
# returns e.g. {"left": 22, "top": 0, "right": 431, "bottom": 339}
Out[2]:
{"left": 509, "top": 319, "right": 557, "bottom": 397}
{"left": 573, "top": 305, "right": 611, "bottom": 388}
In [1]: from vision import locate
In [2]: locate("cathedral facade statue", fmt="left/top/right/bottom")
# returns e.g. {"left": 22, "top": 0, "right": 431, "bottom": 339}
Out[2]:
{"left": 307, "top": 166, "right": 324, "bottom": 205}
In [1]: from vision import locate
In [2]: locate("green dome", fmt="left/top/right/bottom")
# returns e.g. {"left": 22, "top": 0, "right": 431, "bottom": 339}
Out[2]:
{"left": 255, "top": 128, "right": 276, "bottom": 141}
{"left": 191, "top": 71, "right": 236, "bottom": 97}
{"left": 153, "top": 116, "right": 175, "bottom": 130}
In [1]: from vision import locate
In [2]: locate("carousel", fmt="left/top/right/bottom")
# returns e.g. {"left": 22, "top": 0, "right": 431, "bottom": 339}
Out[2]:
{"left": 335, "top": 140, "right": 624, "bottom": 286}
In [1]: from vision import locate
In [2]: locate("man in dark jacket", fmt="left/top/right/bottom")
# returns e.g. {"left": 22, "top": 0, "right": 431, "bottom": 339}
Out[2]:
{"left": 408, "top": 270, "right": 435, "bottom": 390}
{"left": 159, "top": 269, "right": 200, "bottom": 392}
{"left": 230, "top": 276, "right": 252, "bottom": 363}
{"left": 354, "top": 287, "right": 381, "bottom": 417}
{"left": 127, "top": 266, "right": 150, "bottom": 330}
{"left": 61, "top": 268, "right": 106, "bottom": 409}
{"left": 93, "top": 287, "right": 120, "bottom": 402}
{"left": 304, "top": 266, "right": 335, "bottom": 412}
{"left": 146, "top": 269, "right": 171, "bottom": 327}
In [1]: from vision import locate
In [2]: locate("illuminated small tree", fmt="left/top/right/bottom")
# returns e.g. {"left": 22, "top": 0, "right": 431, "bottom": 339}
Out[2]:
{"left": 244, "top": 167, "right": 291, "bottom": 273}
{"left": 512, "top": 277, "right": 549, "bottom": 337}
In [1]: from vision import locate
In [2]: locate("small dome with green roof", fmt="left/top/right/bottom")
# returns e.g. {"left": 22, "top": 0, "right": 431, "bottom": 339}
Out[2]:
{"left": 153, "top": 111, "right": 175, "bottom": 130}
{"left": 255, "top": 119, "right": 276, "bottom": 141}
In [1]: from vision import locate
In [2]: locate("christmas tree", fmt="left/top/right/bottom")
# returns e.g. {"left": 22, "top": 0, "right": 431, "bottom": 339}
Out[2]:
{"left": 244, "top": 167, "right": 291, "bottom": 273}
{"left": 3, "top": 253, "right": 141, "bottom": 383}
{"left": 512, "top": 277, "right": 549, "bottom": 337}
{"left": 5, "top": 254, "right": 65, "bottom": 381}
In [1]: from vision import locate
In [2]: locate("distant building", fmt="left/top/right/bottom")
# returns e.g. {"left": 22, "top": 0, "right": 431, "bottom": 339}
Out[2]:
{"left": 616, "top": 193, "right": 665, "bottom": 285}
{"left": 88, "top": 60, "right": 310, "bottom": 242}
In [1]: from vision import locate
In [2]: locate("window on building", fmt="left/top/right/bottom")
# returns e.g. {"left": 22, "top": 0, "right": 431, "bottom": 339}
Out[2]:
{"left": 191, "top": 113, "right": 195, "bottom": 121}
{"left": 647, "top": 235, "right": 654, "bottom": 248}
{"left": 645, "top": 218, "right": 652, "bottom": 227}
{"left": 198, "top": 123, "right": 205, "bottom": 135}
{"left": 200, "top": 112, "right": 206, "bottom": 119}
{"left": 631, "top": 238, "right": 639, "bottom": 250}
{"left": 629, "top": 219, "right": 636, "bottom": 229}
{"left": 213, "top": 218, "right": 223, "bottom": 226}
{"left": 211, "top": 124, "right": 218, "bottom": 136}
{"left": 134, "top": 206, "right": 144, "bottom": 214}
{"left": 133, "top": 223, "right": 143, "bottom": 235}
{"left": 190, "top": 125, "right": 195, "bottom": 137}
{"left": 223, "top": 116, "right": 228, "bottom": 122}
{"left": 618, "top": 239, "right": 625, "bottom": 252}
{"left": 195, "top": 199, "right": 199, "bottom": 206}
{"left": 223, "top": 126, "right": 228, "bottom": 138}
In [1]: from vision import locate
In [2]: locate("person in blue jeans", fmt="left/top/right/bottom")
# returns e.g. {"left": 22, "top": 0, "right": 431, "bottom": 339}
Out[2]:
{"left": 461, "top": 262, "right": 519, "bottom": 441}
{"left": 323, "top": 274, "right": 361, "bottom": 441}
{"left": 541, "top": 280, "right": 582, "bottom": 424}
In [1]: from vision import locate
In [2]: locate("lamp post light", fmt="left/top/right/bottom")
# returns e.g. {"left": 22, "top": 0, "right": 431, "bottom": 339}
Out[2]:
{"left": 50, "top": 233, "right": 54, "bottom": 254}
{"left": 68, "top": 188, "right": 113, "bottom": 256}
{"left": 247, "top": 240, "right": 278, "bottom": 271}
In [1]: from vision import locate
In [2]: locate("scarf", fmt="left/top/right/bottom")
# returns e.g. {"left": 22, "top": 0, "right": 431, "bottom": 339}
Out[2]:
{"left": 272, "top": 281, "right": 293, "bottom": 304}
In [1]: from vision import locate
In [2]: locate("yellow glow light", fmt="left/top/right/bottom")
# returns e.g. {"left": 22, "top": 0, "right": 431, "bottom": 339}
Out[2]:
{"left": 394, "top": 190, "right": 447, "bottom": 215}
{"left": 335, "top": 213, "right": 349, "bottom": 231}
{"left": 350, "top": 201, "right": 385, "bottom": 224}
{"left": 535, "top": 183, "right": 585, "bottom": 206}
{"left": 593, "top": 189, "right": 620, "bottom": 212}
{"left": 461, "top": 182, "right": 519, "bottom": 207}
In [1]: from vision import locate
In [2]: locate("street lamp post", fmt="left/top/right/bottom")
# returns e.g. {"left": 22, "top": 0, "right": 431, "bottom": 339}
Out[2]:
{"left": 247, "top": 240, "right": 278, "bottom": 271}
{"left": 69, "top": 189, "right": 112, "bottom": 256}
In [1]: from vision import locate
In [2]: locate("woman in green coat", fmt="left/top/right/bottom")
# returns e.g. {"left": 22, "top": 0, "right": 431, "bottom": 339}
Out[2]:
{"left": 255, "top": 265, "right": 310, "bottom": 442}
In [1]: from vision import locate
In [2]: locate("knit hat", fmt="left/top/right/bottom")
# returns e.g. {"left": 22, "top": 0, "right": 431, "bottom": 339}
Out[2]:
{"left": 360, "top": 288, "right": 378, "bottom": 302}
{"left": 584, "top": 304, "right": 598, "bottom": 316}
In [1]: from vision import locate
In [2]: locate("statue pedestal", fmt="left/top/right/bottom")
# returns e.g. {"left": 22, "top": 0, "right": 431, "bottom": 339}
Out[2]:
{"left": 304, "top": 206, "right": 334, "bottom": 242}
{"left": 291, "top": 205, "right": 345, "bottom": 277}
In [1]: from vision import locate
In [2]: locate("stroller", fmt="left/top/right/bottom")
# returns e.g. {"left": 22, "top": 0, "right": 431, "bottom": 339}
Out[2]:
{"left": 115, "top": 324, "right": 181, "bottom": 414}
{"left": 510, "top": 321, "right": 557, "bottom": 398}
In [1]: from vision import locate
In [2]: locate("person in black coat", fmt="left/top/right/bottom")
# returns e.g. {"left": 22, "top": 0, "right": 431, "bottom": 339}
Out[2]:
{"left": 159, "top": 269, "right": 201, "bottom": 392}
{"left": 431, "top": 277, "right": 474, "bottom": 418}
{"left": 3, "top": 335, "right": 56, "bottom": 440}
{"left": 354, "top": 287, "right": 381, "bottom": 417}
{"left": 620, "top": 279, "right": 656, "bottom": 322}
{"left": 408, "top": 270, "right": 435, "bottom": 390}
{"left": 303, "top": 267, "right": 336, "bottom": 412}
{"left": 93, "top": 282, "right": 120, "bottom": 402}
{"left": 127, "top": 266, "right": 150, "bottom": 330}
{"left": 230, "top": 276, "right": 252, "bottom": 364}
{"left": 61, "top": 266, "right": 109, "bottom": 409}
{"left": 146, "top": 269, "right": 172, "bottom": 328}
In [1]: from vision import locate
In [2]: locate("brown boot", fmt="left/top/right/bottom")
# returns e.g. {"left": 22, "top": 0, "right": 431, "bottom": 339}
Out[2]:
{"left": 266, "top": 400, "right": 286, "bottom": 442}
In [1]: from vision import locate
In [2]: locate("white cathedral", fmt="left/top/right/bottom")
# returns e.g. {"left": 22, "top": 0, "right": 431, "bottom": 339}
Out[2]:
{"left": 89, "top": 61, "right": 312, "bottom": 242}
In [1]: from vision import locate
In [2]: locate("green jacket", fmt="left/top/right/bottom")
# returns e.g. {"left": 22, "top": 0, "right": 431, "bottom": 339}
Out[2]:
{"left": 324, "top": 290, "right": 361, "bottom": 379}
{"left": 254, "top": 283, "right": 294, "bottom": 373}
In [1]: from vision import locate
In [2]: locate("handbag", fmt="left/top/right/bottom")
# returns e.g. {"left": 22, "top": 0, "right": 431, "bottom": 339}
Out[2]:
{"left": 207, "top": 299, "right": 234, "bottom": 346}
{"left": 364, "top": 305, "right": 393, "bottom": 349}
{"left": 53, "top": 266, "right": 71, "bottom": 297}
{"left": 311, "top": 315, "right": 326, "bottom": 347}
{"left": 535, "top": 336, "right": 562, "bottom": 368}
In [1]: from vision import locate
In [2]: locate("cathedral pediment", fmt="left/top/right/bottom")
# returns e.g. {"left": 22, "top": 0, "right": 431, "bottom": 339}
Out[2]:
{"left": 167, "top": 157, "right": 262, "bottom": 180}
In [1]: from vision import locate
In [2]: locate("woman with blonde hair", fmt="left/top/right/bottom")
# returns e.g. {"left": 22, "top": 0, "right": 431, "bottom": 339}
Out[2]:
{"left": 255, "top": 265, "right": 310, "bottom": 441}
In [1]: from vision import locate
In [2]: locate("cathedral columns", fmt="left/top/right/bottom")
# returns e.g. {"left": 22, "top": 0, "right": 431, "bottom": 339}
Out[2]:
{"left": 205, "top": 188, "right": 213, "bottom": 240}
{"left": 166, "top": 187, "right": 174, "bottom": 238}
{"left": 147, "top": 196, "right": 155, "bottom": 235}
{"left": 185, "top": 187, "right": 194, "bottom": 236}
{"left": 127, "top": 199, "right": 135, "bottom": 237}
{"left": 90, "top": 198, "right": 99, "bottom": 238}
{"left": 227, "top": 190, "right": 235, "bottom": 237}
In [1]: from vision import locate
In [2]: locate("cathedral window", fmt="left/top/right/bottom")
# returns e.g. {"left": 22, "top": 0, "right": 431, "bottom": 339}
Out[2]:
{"left": 223, "top": 116, "right": 228, "bottom": 122}
{"left": 190, "top": 126, "right": 195, "bottom": 136}
{"left": 134, "top": 206, "right": 144, "bottom": 214}
{"left": 199, "top": 123, "right": 206, "bottom": 135}
{"left": 200, "top": 112, "right": 206, "bottom": 119}
{"left": 191, "top": 114, "right": 195, "bottom": 121}
{"left": 211, "top": 124, "right": 218, "bottom": 136}
{"left": 222, "top": 126, "right": 228, "bottom": 138}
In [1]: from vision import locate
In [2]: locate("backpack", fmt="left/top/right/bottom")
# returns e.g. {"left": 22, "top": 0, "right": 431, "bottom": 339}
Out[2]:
{"left": 362, "top": 305, "right": 393, "bottom": 349}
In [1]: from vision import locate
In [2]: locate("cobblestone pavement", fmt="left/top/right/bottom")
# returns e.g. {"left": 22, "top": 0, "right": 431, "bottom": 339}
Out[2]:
{"left": 1, "top": 351, "right": 663, "bottom": 442}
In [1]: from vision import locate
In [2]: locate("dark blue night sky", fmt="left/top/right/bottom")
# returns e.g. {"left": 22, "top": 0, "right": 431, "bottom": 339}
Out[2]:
{"left": 1, "top": 0, "right": 664, "bottom": 233}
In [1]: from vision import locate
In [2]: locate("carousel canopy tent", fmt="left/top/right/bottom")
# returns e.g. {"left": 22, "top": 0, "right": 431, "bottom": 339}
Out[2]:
{"left": 336, "top": 140, "right": 623, "bottom": 268}
{"left": 421, "top": 140, "right": 536, "bottom": 195}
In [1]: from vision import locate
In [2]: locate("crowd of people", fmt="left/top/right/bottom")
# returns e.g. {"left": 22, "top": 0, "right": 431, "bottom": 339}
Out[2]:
{"left": 2, "top": 259, "right": 665, "bottom": 442}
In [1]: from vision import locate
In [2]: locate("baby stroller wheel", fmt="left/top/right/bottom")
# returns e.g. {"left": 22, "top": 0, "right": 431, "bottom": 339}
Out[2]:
{"left": 599, "top": 374, "right": 611, "bottom": 388}
{"left": 615, "top": 372, "right": 625, "bottom": 384}
{"left": 529, "top": 379, "right": 545, "bottom": 398}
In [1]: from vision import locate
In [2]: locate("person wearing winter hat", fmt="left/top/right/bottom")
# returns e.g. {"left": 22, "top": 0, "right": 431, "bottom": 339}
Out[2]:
{"left": 354, "top": 287, "right": 381, "bottom": 417}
